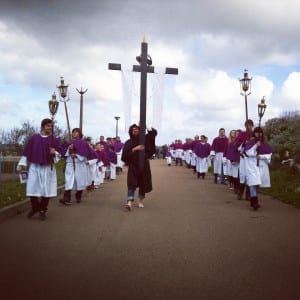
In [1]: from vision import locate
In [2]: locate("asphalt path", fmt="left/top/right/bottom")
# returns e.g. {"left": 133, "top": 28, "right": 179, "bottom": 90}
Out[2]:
{"left": 0, "top": 159, "right": 299, "bottom": 300}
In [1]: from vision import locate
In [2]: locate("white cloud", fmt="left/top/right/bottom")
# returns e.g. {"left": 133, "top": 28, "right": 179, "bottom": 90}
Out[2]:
{"left": 280, "top": 72, "right": 300, "bottom": 110}
{"left": 1, "top": 0, "right": 300, "bottom": 145}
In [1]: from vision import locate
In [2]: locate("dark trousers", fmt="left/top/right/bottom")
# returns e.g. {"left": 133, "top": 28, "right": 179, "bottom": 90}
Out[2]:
{"left": 30, "top": 197, "right": 49, "bottom": 212}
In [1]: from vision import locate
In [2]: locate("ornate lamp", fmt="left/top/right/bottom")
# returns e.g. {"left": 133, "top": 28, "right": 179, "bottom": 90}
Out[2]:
{"left": 57, "top": 76, "right": 69, "bottom": 100}
{"left": 258, "top": 96, "right": 267, "bottom": 127}
{"left": 57, "top": 76, "right": 71, "bottom": 139}
{"left": 48, "top": 92, "right": 59, "bottom": 121}
{"left": 239, "top": 69, "right": 252, "bottom": 121}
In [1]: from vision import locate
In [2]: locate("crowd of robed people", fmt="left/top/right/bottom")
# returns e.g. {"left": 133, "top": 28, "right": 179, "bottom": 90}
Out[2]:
{"left": 164, "top": 119, "right": 273, "bottom": 211}
{"left": 17, "top": 118, "right": 127, "bottom": 220}
{"left": 17, "top": 118, "right": 158, "bottom": 220}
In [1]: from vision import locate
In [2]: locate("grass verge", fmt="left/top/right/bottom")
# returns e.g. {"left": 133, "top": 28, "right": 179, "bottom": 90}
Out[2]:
{"left": 259, "top": 165, "right": 300, "bottom": 208}
{"left": 0, "top": 161, "right": 65, "bottom": 209}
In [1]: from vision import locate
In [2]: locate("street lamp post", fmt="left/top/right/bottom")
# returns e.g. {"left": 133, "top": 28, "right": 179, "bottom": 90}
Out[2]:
{"left": 114, "top": 116, "right": 120, "bottom": 137}
{"left": 258, "top": 96, "right": 267, "bottom": 127}
{"left": 239, "top": 69, "right": 252, "bottom": 121}
{"left": 57, "top": 76, "right": 71, "bottom": 139}
{"left": 76, "top": 87, "right": 88, "bottom": 132}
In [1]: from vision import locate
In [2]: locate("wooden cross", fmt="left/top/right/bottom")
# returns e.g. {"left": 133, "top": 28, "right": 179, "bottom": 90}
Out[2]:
{"left": 108, "top": 38, "right": 178, "bottom": 169}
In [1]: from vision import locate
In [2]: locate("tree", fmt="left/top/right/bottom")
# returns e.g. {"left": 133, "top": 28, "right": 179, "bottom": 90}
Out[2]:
{"left": 264, "top": 111, "right": 300, "bottom": 160}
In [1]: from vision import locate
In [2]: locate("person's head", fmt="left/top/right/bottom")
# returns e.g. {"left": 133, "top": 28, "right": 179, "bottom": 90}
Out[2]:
{"left": 236, "top": 129, "right": 242, "bottom": 137}
{"left": 194, "top": 135, "right": 199, "bottom": 140}
{"left": 200, "top": 135, "right": 206, "bottom": 142}
{"left": 72, "top": 128, "right": 83, "bottom": 139}
{"left": 229, "top": 130, "right": 236, "bottom": 141}
{"left": 244, "top": 119, "right": 254, "bottom": 131}
{"left": 219, "top": 128, "right": 226, "bottom": 137}
{"left": 253, "top": 126, "right": 264, "bottom": 141}
{"left": 99, "top": 135, "right": 105, "bottom": 142}
{"left": 41, "top": 118, "right": 53, "bottom": 135}
{"left": 129, "top": 124, "right": 140, "bottom": 138}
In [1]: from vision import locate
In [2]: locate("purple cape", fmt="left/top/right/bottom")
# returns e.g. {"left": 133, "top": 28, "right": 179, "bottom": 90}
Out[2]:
{"left": 194, "top": 142, "right": 210, "bottom": 158}
{"left": 211, "top": 136, "right": 228, "bottom": 153}
{"left": 23, "top": 134, "right": 61, "bottom": 165}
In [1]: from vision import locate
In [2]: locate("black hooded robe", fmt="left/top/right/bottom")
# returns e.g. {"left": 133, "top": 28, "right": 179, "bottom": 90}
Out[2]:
{"left": 121, "top": 127, "right": 157, "bottom": 194}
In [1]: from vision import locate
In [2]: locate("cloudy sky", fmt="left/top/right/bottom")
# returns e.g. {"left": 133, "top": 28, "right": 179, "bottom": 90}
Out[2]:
{"left": 1, "top": 0, "right": 300, "bottom": 145}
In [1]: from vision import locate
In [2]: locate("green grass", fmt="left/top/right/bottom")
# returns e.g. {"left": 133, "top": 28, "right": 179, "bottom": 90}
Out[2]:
{"left": 0, "top": 160, "right": 65, "bottom": 209}
{"left": 259, "top": 165, "right": 300, "bottom": 208}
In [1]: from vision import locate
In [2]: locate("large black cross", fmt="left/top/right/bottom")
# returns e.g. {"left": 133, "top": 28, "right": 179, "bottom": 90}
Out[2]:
{"left": 108, "top": 39, "right": 178, "bottom": 170}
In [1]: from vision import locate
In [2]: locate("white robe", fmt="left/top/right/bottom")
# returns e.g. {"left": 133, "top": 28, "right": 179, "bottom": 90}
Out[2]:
{"left": 258, "top": 154, "right": 272, "bottom": 187}
{"left": 117, "top": 151, "right": 124, "bottom": 169}
{"left": 18, "top": 153, "right": 60, "bottom": 197}
{"left": 245, "top": 143, "right": 261, "bottom": 186}
{"left": 110, "top": 162, "right": 117, "bottom": 180}
{"left": 184, "top": 150, "right": 192, "bottom": 165}
{"left": 64, "top": 151, "right": 89, "bottom": 191}
{"left": 166, "top": 156, "right": 172, "bottom": 165}
{"left": 94, "top": 161, "right": 104, "bottom": 186}
{"left": 230, "top": 162, "right": 240, "bottom": 178}
{"left": 196, "top": 157, "right": 209, "bottom": 173}
{"left": 238, "top": 144, "right": 247, "bottom": 184}
{"left": 210, "top": 151, "right": 223, "bottom": 175}
{"left": 87, "top": 158, "right": 98, "bottom": 185}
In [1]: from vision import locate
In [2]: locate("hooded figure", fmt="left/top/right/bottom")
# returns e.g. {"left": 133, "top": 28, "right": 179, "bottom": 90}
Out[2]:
{"left": 121, "top": 124, "right": 157, "bottom": 210}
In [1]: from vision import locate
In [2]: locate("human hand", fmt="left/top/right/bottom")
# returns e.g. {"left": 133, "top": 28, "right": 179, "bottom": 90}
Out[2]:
{"left": 49, "top": 147, "right": 56, "bottom": 155}
{"left": 133, "top": 145, "right": 145, "bottom": 152}
{"left": 16, "top": 165, "right": 25, "bottom": 172}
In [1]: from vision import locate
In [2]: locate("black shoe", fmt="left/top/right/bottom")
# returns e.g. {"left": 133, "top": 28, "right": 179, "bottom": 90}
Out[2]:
{"left": 59, "top": 199, "right": 71, "bottom": 206}
{"left": 39, "top": 211, "right": 46, "bottom": 221}
{"left": 27, "top": 210, "right": 38, "bottom": 219}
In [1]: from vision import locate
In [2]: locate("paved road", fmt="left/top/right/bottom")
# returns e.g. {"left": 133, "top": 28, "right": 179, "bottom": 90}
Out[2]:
{"left": 0, "top": 160, "right": 299, "bottom": 300}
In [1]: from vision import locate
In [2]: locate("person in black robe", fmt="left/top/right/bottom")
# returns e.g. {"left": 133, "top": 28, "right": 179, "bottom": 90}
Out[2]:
{"left": 121, "top": 124, "right": 157, "bottom": 210}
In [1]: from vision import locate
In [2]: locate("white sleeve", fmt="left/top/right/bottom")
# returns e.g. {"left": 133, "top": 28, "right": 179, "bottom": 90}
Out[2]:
{"left": 18, "top": 156, "right": 27, "bottom": 167}
{"left": 259, "top": 153, "right": 272, "bottom": 164}
{"left": 53, "top": 151, "right": 61, "bottom": 164}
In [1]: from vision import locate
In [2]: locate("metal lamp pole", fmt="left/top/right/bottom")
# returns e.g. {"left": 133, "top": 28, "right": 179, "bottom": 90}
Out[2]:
{"left": 76, "top": 87, "right": 88, "bottom": 132}
{"left": 239, "top": 69, "right": 252, "bottom": 121}
{"left": 114, "top": 116, "right": 120, "bottom": 137}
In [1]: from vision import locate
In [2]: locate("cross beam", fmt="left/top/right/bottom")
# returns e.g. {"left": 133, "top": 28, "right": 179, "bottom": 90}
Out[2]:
{"left": 108, "top": 40, "right": 178, "bottom": 170}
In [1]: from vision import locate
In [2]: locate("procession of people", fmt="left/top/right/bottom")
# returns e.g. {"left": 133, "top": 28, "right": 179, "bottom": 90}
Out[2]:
{"left": 17, "top": 116, "right": 273, "bottom": 221}
{"left": 17, "top": 118, "right": 128, "bottom": 220}
{"left": 165, "top": 119, "right": 273, "bottom": 211}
